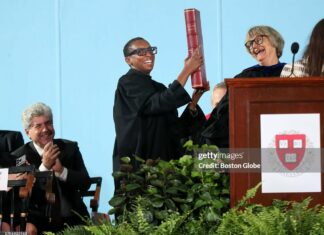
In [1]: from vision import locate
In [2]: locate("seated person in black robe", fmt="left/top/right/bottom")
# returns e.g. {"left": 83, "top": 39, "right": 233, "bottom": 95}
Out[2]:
{"left": 113, "top": 37, "right": 205, "bottom": 177}
{"left": 189, "top": 25, "right": 286, "bottom": 148}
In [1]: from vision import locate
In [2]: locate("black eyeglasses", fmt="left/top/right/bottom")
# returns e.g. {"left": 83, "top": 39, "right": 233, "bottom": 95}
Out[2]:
{"left": 127, "top": 46, "right": 157, "bottom": 56}
{"left": 245, "top": 35, "right": 266, "bottom": 49}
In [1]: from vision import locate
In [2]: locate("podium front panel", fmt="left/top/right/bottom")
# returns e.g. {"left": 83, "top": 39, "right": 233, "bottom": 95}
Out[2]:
{"left": 226, "top": 77, "right": 324, "bottom": 207}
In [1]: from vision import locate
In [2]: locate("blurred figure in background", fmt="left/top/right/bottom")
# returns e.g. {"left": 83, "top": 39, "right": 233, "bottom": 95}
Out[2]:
{"left": 281, "top": 18, "right": 324, "bottom": 77}
{"left": 205, "top": 82, "right": 227, "bottom": 120}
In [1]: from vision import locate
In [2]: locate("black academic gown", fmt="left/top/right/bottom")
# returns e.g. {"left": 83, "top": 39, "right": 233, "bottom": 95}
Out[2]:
{"left": 234, "top": 63, "right": 286, "bottom": 78}
{"left": 113, "top": 69, "right": 192, "bottom": 172}
{"left": 194, "top": 93, "right": 229, "bottom": 148}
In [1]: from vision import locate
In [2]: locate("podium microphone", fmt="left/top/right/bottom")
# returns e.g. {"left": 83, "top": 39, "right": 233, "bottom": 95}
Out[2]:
{"left": 289, "top": 42, "right": 299, "bottom": 77}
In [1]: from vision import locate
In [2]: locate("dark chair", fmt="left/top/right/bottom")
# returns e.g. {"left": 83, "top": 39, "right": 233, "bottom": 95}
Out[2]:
{"left": 0, "top": 131, "right": 57, "bottom": 231}
{"left": 0, "top": 165, "right": 35, "bottom": 231}
{"left": 80, "top": 177, "right": 109, "bottom": 224}
{"left": 1, "top": 168, "right": 55, "bottom": 231}
{"left": 0, "top": 130, "right": 24, "bottom": 153}
{"left": 34, "top": 171, "right": 56, "bottom": 222}
{"left": 81, "top": 177, "right": 102, "bottom": 213}
{"left": 0, "top": 131, "right": 26, "bottom": 231}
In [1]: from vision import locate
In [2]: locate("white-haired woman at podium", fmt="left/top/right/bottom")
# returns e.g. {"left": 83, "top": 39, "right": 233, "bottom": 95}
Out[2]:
{"left": 235, "top": 25, "right": 286, "bottom": 78}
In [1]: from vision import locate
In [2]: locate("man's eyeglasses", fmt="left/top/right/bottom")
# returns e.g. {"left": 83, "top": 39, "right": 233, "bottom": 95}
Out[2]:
{"left": 245, "top": 35, "right": 266, "bottom": 49}
{"left": 127, "top": 46, "right": 157, "bottom": 56}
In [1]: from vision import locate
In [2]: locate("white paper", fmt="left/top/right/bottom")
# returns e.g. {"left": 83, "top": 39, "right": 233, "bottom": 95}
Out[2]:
{"left": 260, "top": 113, "right": 321, "bottom": 193}
{"left": 0, "top": 168, "right": 9, "bottom": 191}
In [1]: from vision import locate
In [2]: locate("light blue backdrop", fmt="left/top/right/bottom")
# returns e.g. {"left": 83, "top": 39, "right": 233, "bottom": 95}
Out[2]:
{"left": 0, "top": 0, "right": 323, "bottom": 214}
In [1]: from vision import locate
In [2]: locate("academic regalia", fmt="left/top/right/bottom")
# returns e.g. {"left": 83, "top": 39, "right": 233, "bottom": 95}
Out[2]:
{"left": 195, "top": 93, "right": 229, "bottom": 148}
{"left": 234, "top": 63, "right": 286, "bottom": 78}
{"left": 113, "top": 69, "right": 192, "bottom": 172}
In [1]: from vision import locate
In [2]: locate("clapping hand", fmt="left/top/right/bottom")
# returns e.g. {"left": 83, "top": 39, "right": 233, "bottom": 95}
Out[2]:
{"left": 42, "top": 141, "right": 60, "bottom": 170}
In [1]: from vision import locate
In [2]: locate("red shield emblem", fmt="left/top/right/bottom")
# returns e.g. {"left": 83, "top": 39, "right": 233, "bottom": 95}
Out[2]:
{"left": 275, "top": 134, "right": 306, "bottom": 171}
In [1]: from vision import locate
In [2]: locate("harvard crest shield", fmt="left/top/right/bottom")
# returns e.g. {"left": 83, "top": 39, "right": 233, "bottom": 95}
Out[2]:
{"left": 275, "top": 134, "right": 306, "bottom": 171}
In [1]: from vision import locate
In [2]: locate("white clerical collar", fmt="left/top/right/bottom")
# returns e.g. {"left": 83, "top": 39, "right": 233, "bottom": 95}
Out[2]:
{"left": 33, "top": 142, "right": 44, "bottom": 156}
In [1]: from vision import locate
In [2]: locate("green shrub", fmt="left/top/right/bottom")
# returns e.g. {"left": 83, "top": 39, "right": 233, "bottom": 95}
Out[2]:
{"left": 109, "top": 141, "right": 230, "bottom": 227}
{"left": 53, "top": 183, "right": 324, "bottom": 235}
{"left": 217, "top": 183, "right": 324, "bottom": 235}
{"left": 48, "top": 142, "right": 324, "bottom": 234}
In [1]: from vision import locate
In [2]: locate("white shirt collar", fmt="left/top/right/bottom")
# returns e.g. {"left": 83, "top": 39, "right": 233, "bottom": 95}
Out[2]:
{"left": 33, "top": 142, "right": 44, "bottom": 156}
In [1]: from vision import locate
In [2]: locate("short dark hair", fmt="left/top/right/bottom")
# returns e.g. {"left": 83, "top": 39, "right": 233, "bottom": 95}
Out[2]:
{"left": 123, "top": 37, "right": 147, "bottom": 57}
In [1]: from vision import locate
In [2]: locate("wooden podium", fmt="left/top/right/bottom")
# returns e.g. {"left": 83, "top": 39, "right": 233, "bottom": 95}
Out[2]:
{"left": 225, "top": 77, "right": 324, "bottom": 207}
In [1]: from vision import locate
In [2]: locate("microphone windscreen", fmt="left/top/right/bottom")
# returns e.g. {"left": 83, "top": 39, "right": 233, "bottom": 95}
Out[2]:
{"left": 291, "top": 42, "right": 299, "bottom": 54}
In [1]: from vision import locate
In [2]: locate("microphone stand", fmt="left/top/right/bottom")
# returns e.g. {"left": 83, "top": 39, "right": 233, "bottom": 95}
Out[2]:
{"left": 288, "top": 42, "right": 299, "bottom": 77}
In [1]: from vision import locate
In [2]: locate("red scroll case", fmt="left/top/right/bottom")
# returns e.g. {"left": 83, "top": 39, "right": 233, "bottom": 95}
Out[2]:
{"left": 184, "top": 8, "right": 208, "bottom": 89}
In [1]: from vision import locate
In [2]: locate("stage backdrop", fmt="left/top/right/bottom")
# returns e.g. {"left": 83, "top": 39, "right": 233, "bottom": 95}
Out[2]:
{"left": 0, "top": 0, "right": 323, "bottom": 214}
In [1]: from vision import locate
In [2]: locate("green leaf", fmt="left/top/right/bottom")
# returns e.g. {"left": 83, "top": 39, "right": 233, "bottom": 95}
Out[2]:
{"left": 112, "top": 171, "right": 127, "bottom": 178}
{"left": 154, "top": 210, "right": 169, "bottom": 220}
{"left": 150, "top": 179, "right": 164, "bottom": 188}
{"left": 207, "top": 145, "right": 219, "bottom": 152}
{"left": 180, "top": 203, "right": 191, "bottom": 212}
{"left": 151, "top": 198, "right": 164, "bottom": 208}
{"left": 213, "top": 200, "right": 225, "bottom": 209}
{"left": 146, "top": 173, "right": 158, "bottom": 180}
{"left": 206, "top": 210, "right": 220, "bottom": 222}
{"left": 107, "top": 207, "right": 115, "bottom": 215}
{"left": 191, "top": 170, "right": 201, "bottom": 178}
{"left": 120, "top": 156, "right": 131, "bottom": 164}
{"left": 125, "top": 183, "right": 141, "bottom": 192}
{"left": 170, "top": 179, "right": 182, "bottom": 187}
{"left": 183, "top": 139, "right": 193, "bottom": 148}
{"left": 201, "top": 192, "right": 212, "bottom": 201}
{"left": 165, "top": 199, "right": 177, "bottom": 210}
{"left": 158, "top": 160, "right": 170, "bottom": 169}
{"left": 147, "top": 186, "right": 158, "bottom": 195}
{"left": 177, "top": 184, "right": 189, "bottom": 193}
{"left": 179, "top": 155, "right": 193, "bottom": 166}
{"left": 109, "top": 196, "right": 126, "bottom": 207}
{"left": 129, "top": 173, "right": 145, "bottom": 182}
{"left": 172, "top": 197, "right": 188, "bottom": 203}
{"left": 152, "top": 194, "right": 164, "bottom": 199}
{"left": 186, "top": 193, "right": 194, "bottom": 203}
{"left": 166, "top": 187, "right": 178, "bottom": 195}
{"left": 134, "top": 155, "right": 145, "bottom": 163}
{"left": 222, "top": 188, "right": 230, "bottom": 194}
{"left": 194, "top": 199, "right": 209, "bottom": 209}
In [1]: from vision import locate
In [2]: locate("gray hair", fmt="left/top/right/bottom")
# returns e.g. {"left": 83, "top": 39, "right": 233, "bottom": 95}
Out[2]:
{"left": 245, "top": 25, "right": 285, "bottom": 58}
{"left": 22, "top": 102, "right": 53, "bottom": 129}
